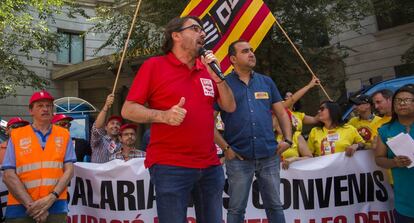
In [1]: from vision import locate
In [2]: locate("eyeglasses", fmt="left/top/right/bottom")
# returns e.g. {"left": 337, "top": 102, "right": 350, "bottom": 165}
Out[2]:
{"left": 9, "top": 123, "right": 28, "bottom": 129}
{"left": 178, "top": 24, "right": 204, "bottom": 33}
{"left": 56, "top": 122, "right": 71, "bottom": 128}
{"left": 394, "top": 98, "right": 414, "bottom": 105}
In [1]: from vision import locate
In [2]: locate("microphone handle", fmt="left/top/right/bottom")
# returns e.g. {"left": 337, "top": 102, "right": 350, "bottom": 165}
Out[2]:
{"left": 208, "top": 62, "right": 226, "bottom": 81}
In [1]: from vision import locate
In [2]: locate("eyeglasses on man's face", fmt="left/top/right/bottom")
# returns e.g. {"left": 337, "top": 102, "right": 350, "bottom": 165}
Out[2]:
{"left": 178, "top": 24, "right": 204, "bottom": 33}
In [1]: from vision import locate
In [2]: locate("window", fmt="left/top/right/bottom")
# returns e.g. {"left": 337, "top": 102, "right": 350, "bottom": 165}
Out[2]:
{"left": 57, "top": 31, "right": 84, "bottom": 64}
{"left": 374, "top": 0, "right": 414, "bottom": 31}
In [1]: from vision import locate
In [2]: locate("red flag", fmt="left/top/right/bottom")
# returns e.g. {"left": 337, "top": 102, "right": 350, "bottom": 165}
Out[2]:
{"left": 181, "top": 0, "right": 275, "bottom": 74}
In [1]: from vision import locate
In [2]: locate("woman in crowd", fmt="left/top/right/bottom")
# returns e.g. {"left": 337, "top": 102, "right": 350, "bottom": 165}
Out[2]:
{"left": 307, "top": 101, "right": 364, "bottom": 156}
{"left": 283, "top": 76, "right": 320, "bottom": 133}
{"left": 375, "top": 84, "right": 414, "bottom": 222}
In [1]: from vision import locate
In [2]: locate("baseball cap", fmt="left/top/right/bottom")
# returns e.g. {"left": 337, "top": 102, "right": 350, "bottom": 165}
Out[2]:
{"left": 52, "top": 114, "right": 74, "bottom": 124}
{"left": 350, "top": 94, "right": 371, "bottom": 105}
{"left": 29, "top": 90, "right": 54, "bottom": 105}
{"left": 120, "top": 123, "right": 137, "bottom": 133}
{"left": 7, "top": 117, "right": 30, "bottom": 129}
{"left": 107, "top": 115, "right": 123, "bottom": 125}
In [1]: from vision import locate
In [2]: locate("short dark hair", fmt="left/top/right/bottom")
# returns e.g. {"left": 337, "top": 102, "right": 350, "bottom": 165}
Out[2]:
{"left": 371, "top": 89, "right": 393, "bottom": 100}
{"left": 228, "top": 39, "right": 249, "bottom": 57}
{"left": 161, "top": 16, "right": 203, "bottom": 54}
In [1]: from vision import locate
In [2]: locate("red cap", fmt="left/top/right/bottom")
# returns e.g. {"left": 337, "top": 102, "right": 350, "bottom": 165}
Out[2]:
{"left": 107, "top": 115, "right": 123, "bottom": 125}
{"left": 29, "top": 90, "right": 54, "bottom": 105}
{"left": 7, "top": 117, "right": 30, "bottom": 128}
{"left": 120, "top": 123, "right": 137, "bottom": 133}
{"left": 52, "top": 114, "right": 74, "bottom": 124}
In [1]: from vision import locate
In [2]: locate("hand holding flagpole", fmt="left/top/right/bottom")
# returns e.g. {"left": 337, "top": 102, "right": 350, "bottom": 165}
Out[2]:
{"left": 274, "top": 18, "right": 332, "bottom": 101}
{"left": 112, "top": 0, "right": 143, "bottom": 95}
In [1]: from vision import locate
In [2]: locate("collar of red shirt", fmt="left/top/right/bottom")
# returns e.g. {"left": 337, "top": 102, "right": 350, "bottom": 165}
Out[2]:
{"left": 166, "top": 52, "right": 204, "bottom": 71}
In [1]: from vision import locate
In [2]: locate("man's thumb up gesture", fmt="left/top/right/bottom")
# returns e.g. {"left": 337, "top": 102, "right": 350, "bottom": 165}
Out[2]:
{"left": 164, "top": 97, "right": 187, "bottom": 126}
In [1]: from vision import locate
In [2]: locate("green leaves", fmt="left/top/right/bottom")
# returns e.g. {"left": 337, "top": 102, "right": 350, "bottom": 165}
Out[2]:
{"left": 0, "top": 0, "right": 84, "bottom": 98}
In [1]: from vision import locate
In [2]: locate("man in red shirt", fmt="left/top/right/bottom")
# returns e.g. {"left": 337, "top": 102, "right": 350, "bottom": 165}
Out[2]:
{"left": 122, "top": 16, "right": 236, "bottom": 223}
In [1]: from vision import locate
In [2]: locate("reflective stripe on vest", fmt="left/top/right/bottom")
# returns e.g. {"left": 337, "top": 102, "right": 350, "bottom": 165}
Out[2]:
{"left": 24, "top": 178, "right": 59, "bottom": 189}
{"left": 8, "top": 125, "right": 69, "bottom": 205}
{"left": 16, "top": 161, "right": 63, "bottom": 174}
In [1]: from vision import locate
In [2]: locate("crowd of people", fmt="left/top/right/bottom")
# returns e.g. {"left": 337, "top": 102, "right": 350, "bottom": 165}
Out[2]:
{"left": 0, "top": 15, "right": 413, "bottom": 223}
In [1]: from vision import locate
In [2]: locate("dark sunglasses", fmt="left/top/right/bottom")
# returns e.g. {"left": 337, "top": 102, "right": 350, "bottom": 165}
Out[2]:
{"left": 9, "top": 123, "right": 28, "bottom": 129}
{"left": 318, "top": 106, "right": 327, "bottom": 112}
{"left": 57, "top": 122, "right": 71, "bottom": 128}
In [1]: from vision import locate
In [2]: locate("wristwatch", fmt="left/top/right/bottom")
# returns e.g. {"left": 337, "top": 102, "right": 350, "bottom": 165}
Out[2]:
{"left": 284, "top": 139, "right": 293, "bottom": 146}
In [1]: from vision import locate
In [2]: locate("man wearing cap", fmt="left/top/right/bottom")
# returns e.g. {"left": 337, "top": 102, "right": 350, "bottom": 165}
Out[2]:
{"left": 110, "top": 123, "right": 145, "bottom": 161}
{"left": 347, "top": 94, "right": 382, "bottom": 149}
{"left": 90, "top": 93, "right": 123, "bottom": 163}
{"left": 2, "top": 90, "right": 76, "bottom": 222}
{"left": 52, "top": 114, "right": 92, "bottom": 162}
{"left": 0, "top": 117, "right": 30, "bottom": 164}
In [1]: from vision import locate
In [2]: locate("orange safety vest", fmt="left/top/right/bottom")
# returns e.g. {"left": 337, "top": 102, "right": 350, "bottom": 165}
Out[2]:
{"left": 8, "top": 125, "right": 70, "bottom": 205}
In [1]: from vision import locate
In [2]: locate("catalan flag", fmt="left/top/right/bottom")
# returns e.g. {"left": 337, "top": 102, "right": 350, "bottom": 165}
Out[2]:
{"left": 181, "top": 0, "right": 275, "bottom": 74}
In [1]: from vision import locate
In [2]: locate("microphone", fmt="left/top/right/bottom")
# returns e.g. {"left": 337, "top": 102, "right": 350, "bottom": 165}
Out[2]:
{"left": 198, "top": 47, "right": 226, "bottom": 81}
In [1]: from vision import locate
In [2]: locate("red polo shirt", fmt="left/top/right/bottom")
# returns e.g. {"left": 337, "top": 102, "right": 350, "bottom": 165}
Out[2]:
{"left": 126, "top": 52, "right": 221, "bottom": 168}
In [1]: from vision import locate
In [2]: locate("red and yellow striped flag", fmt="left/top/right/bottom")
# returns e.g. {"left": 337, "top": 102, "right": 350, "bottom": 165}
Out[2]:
{"left": 181, "top": 0, "right": 275, "bottom": 74}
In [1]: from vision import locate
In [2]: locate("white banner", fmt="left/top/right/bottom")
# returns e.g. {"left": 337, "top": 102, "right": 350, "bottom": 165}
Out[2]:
{"left": 0, "top": 150, "right": 395, "bottom": 223}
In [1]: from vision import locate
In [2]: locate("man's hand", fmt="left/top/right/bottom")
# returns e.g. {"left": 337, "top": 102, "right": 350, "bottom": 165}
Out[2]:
{"left": 394, "top": 155, "right": 412, "bottom": 167}
{"left": 200, "top": 50, "right": 222, "bottom": 83}
{"left": 163, "top": 97, "right": 187, "bottom": 126}
{"left": 104, "top": 94, "right": 115, "bottom": 111}
{"left": 224, "top": 146, "right": 244, "bottom": 161}
{"left": 276, "top": 141, "right": 290, "bottom": 156}
{"left": 35, "top": 211, "right": 49, "bottom": 223}
{"left": 26, "top": 194, "right": 56, "bottom": 220}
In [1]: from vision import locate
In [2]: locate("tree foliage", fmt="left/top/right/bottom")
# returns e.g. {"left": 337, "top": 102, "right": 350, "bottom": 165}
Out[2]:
{"left": 0, "top": 0, "right": 87, "bottom": 98}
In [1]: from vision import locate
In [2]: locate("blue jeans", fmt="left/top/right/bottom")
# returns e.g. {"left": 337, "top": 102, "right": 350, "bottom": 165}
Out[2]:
{"left": 149, "top": 164, "right": 225, "bottom": 223}
{"left": 225, "top": 154, "right": 285, "bottom": 223}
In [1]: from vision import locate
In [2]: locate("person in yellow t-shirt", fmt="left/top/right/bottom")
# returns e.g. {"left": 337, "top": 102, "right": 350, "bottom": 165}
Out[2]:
{"left": 372, "top": 89, "right": 394, "bottom": 185}
{"left": 283, "top": 76, "right": 320, "bottom": 132}
{"left": 308, "top": 101, "right": 365, "bottom": 157}
{"left": 372, "top": 89, "right": 393, "bottom": 128}
{"left": 347, "top": 94, "right": 382, "bottom": 149}
{"left": 273, "top": 113, "right": 312, "bottom": 169}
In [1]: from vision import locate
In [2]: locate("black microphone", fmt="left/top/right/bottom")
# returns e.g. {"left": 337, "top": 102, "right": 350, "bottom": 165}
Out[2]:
{"left": 198, "top": 47, "right": 226, "bottom": 81}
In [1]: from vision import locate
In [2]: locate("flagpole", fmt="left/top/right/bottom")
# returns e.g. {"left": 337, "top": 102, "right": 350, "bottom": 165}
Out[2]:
{"left": 112, "top": 0, "right": 143, "bottom": 95}
{"left": 274, "top": 18, "right": 332, "bottom": 101}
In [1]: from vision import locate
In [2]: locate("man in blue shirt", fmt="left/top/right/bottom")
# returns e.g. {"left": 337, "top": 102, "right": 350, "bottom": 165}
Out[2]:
{"left": 2, "top": 90, "right": 76, "bottom": 223}
{"left": 214, "top": 40, "right": 292, "bottom": 223}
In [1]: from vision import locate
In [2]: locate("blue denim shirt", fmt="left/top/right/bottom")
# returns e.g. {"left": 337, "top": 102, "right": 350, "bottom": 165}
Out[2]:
{"left": 216, "top": 71, "right": 282, "bottom": 159}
